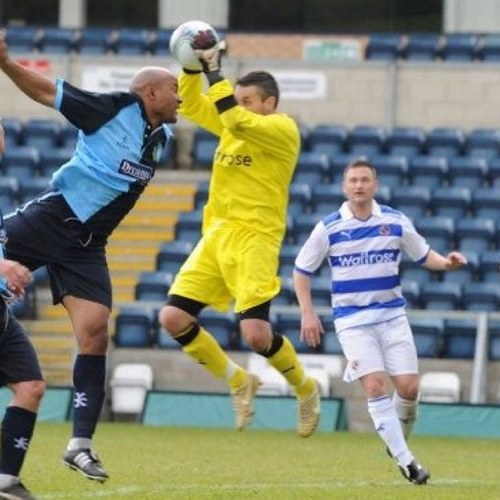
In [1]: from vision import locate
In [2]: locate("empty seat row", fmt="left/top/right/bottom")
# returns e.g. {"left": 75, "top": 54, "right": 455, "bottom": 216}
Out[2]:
{"left": 0, "top": 177, "right": 51, "bottom": 212}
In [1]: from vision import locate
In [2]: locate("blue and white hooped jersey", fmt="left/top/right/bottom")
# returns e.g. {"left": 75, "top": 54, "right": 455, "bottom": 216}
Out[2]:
{"left": 294, "top": 200, "right": 430, "bottom": 333}
{"left": 49, "top": 79, "right": 174, "bottom": 235}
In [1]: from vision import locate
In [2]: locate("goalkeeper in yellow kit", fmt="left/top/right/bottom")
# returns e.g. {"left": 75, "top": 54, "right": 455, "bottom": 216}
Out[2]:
{"left": 159, "top": 32, "right": 320, "bottom": 437}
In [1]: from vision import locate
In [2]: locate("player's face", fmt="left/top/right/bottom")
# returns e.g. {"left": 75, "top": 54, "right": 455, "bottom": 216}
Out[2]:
{"left": 343, "top": 166, "right": 378, "bottom": 206}
{"left": 154, "top": 76, "right": 181, "bottom": 124}
{"left": 235, "top": 85, "right": 275, "bottom": 115}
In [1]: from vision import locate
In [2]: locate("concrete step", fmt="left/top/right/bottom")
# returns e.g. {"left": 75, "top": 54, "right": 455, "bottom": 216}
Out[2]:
{"left": 120, "top": 213, "right": 177, "bottom": 228}
{"left": 110, "top": 229, "right": 173, "bottom": 242}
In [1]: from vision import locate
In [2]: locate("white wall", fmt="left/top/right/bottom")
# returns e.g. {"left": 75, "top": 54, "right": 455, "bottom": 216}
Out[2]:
{"left": 159, "top": 0, "right": 229, "bottom": 28}
{"left": 444, "top": 0, "right": 500, "bottom": 32}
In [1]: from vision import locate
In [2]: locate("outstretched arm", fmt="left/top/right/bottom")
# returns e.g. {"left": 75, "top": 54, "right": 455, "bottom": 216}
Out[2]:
{"left": 423, "top": 249, "right": 468, "bottom": 271}
{"left": 0, "top": 31, "right": 56, "bottom": 107}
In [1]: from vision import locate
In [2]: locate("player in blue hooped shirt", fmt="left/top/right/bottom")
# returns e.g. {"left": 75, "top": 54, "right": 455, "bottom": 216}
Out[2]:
{"left": 0, "top": 32, "right": 181, "bottom": 482}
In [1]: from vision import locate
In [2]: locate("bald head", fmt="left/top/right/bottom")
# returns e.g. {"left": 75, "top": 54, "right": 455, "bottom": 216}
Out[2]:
{"left": 130, "top": 66, "right": 176, "bottom": 93}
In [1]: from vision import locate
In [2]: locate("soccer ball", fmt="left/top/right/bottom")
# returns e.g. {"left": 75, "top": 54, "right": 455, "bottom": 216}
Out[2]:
{"left": 169, "top": 20, "right": 219, "bottom": 71}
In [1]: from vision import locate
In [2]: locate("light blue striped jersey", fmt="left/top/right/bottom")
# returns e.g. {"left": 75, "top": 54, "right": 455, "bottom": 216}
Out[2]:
{"left": 294, "top": 200, "right": 430, "bottom": 332}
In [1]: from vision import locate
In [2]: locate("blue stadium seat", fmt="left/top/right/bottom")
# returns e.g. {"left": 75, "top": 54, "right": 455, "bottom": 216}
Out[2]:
{"left": 447, "top": 156, "right": 488, "bottom": 188}
{"left": 401, "top": 279, "right": 421, "bottom": 309}
{"left": 443, "top": 319, "right": 477, "bottom": 359}
{"left": 311, "top": 184, "right": 345, "bottom": 214}
{"left": 288, "top": 183, "right": 311, "bottom": 216}
{"left": 18, "top": 177, "right": 50, "bottom": 204}
{"left": 1, "top": 118, "right": 23, "bottom": 148}
{"left": 441, "top": 250, "right": 479, "bottom": 285}
{"left": 400, "top": 255, "right": 436, "bottom": 285}
{"left": 370, "top": 154, "right": 408, "bottom": 188}
{"left": 462, "top": 283, "right": 500, "bottom": 311}
{"left": 156, "top": 325, "right": 180, "bottom": 349}
{"left": 74, "top": 28, "right": 113, "bottom": 55}
{"left": 464, "top": 128, "right": 500, "bottom": 161}
{"left": 346, "top": 125, "right": 386, "bottom": 156}
{"left": 58, "top": 123, "right": 79, "bottom": 149}
{"left": 199, "top": 309, "right": 236, "bottom": 350}
{"left": 192, "top": 128, "right": 218, "bottom": 169}
{"left": 415, "top": 216, "right": 455, "bottom": 254}
{"left": 408, "top": 155, "right": 448, "bottom": 189}
{"left": 135, "top": 271, "right": 173, "bottom": 302}
{"left": 193, "top": 181, "right": 210, "bottom": 210}
{"left": 375, "top": 185, "right": 391, "bottom": 205}
{"left": 389, "top": 185, "right": 430, "bottom": 220}
{"left": 472, "top": 188, "right": 500, "bottom": 220}
{"left": 440, "top": 34, "right": 478, "bottom": 62}
{"left": 292, "top": 213, "right": 321, "bottom": 245}
{"left": 174, "top": 210, "right": 203, "bottom": 244}
{"left": 402, "top": 34, "right": 441, "bottom": 61}
{"left": 279, "top": 244, "right": 303, "bottom": 278}
{"left": 478, "top": 251, "right": 500, "bottom": 283}
{"left": 10, "top": 283, "right": 36, "bottom": 319}
{"left": 310, "top": 276, "right": 332, "bottom": 307}
{"left": 328, "top": 153, "right": 362, "bottom": 183}
{"left": 420, "top": 282, "right": 462, "bottom": 310}
{"left": 276, "top": 312, "right": 321, "bottom": 354}
{"left": 365, "top": 34, "right": 403, "bottom": 61}
{"left": 488, "top": 320, "right": 500, "bottom": 360}
{"left": 114, "top": 28, "right": 149, "bottom": 55}
{"left": 5, "top": 26, "right": 39, "bottom": 53}
{"left": 293, "top": 152, "right": 329, "bottom": 184}
{"left": 149, "top": 29, "right": 173, "bottom": 56}
{"left": 308, "top": 124, "right": 347, "bottom": 162}
{"left": 426, "top": 127, "right": 465, "bottom": 158}
{"left": 455, "top": 218, "right": 495, "bottom": 252}
{"left": 410, "top": 318, "right": 444, "bottom": 358}
{"left": 155, "top": 240, "right": 194, "bottom": 274}
{"left": 385, "top": 126, "right": 426, "bottom": 158}
{"left": 477, "top": 34, "right": 500, "bottom": 62}
{"left": 23, "top": 119, "right": 62, "bottom": 150}
{"left": 0, "top": 177, "right": 19, "bottom": 212}
{"left": 39, "top": 147, "right": 73, "bottom": 177}
{"left": 38, "top": 27, "right": 75, "bottom": 54}
{"left": 274, "top": 276, "right": 297, "bottom": 305}
{"left": 320, "top": 315, "right": 342, "bottom": 355}
{"left": 430, "top": 187, "right": 471, "bottom": 222}
{"left": 1, "top": 146, "right": 40, "bottom": 180}
{"left": 114, "top": 307, "right": 154, "bottom": 347}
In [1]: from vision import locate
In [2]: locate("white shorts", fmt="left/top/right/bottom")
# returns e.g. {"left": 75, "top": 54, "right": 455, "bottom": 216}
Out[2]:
{"left": 337, "top": 315, "right": 418, "bottom": 383}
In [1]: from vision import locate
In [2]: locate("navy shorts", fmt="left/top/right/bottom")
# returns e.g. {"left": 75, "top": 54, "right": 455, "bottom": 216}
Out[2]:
{"left": 4, "top": 191, "right": 112, "bottom": 309}
{"left": 0, "top": 300, "right": 43, "bottom": 385}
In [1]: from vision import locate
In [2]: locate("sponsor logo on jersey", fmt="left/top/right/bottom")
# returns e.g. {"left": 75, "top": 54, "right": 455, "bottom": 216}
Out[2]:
{"left": 119, "top": 160, "right": 153, "bottom": 184}
{"left": 333, "top": 250, "right": 398, "bottom": 267}
{"left": 214, "top": 149, "right": 252, "bottom": 167}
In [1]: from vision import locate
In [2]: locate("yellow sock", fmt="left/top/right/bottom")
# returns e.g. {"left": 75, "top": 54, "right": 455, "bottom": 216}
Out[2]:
{"left": 181, "top": 327, "right": 246, "bottom": 390}
{"left": 267, "top": 336, "right": 315, "bottom": 397}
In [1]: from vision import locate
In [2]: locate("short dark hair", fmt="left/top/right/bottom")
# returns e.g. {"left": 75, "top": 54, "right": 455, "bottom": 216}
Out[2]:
{"left": 343, "top": 158, "right": 378, "bottom": 178}
{"left": 236, "top": 71, "right": 280, "bottom": 105}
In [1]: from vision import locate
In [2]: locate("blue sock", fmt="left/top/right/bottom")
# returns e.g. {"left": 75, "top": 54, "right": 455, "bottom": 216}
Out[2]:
{"left": 72, "top": 354, "right": 106, "bottom": 439}
{"left": 0, "top": 406, "right": 36, "bottom": 476}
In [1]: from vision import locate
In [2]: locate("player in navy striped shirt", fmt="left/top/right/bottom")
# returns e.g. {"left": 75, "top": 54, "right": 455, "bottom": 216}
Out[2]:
{"left": 294, "top": 159, "right": 467, "bottom": 485}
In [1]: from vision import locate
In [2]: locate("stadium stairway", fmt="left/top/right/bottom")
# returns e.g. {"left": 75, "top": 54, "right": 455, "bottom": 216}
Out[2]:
{"left": 21, "top": 169, "right": 208, "bottom": 385}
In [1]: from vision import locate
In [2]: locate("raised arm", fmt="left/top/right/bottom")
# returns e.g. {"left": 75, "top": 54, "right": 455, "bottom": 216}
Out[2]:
{"left": 0, "top": 31, "right": 56, "bottom": 107}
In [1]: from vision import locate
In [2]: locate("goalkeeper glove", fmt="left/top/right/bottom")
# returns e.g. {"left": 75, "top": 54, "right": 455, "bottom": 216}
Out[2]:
{"left": 191, "top": 30, "right": 227, "bottom": 73}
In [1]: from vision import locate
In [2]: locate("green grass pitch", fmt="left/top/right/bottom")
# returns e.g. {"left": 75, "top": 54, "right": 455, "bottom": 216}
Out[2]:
{"left": 23, "top": 423, "right": 500, "bottom": 499}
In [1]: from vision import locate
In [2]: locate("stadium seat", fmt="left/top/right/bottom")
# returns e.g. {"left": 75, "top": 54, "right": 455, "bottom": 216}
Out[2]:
{"left": 310, "top": 184, "right": 345, "bottom": 214}
{"left": 308, "top": 124, "right": 347, "bottom": 162}
{"left": 276, "top": 312, "right": 321, "bottom": 354}
{"left": 311, "top": 276, "right": 332, "bottom": 307}
{"left": 58, "top": 123, "right": 79, "bottom": 149}
{"left": 478, "top": 251, "right": 500, "bottom": 283}
{"left": 155, "top": 240, "right": 194, "bottom": 274}
{"left": 292, "top": 213, "right": 322, "bottom": 245}
{"left": 448, "top": 156, "right": 488, "bottom": 188}
{"left": 401, "top": 279, "right": 421, "bottom": 309}
{"left": 5, "top": 26, "right": 39, "bottom": 53}
{"left": 192, "top": 128, "right": 218, "bottom": 169}
{"left": 365, "top": 33, "right": 403, "bottom": 61}
{"left": 114, "top": 307, "right": 154, "bottom": 348}
{"left": 443, "top": 319, "right": 477, "bottom": 359}
{"left": 369, "top": 154, "right": 408, "bottom": 188}
{"left": 462, "top": 283, "right": 500, "bottom": 311}
{"left": 23, "top": 119, "right": 61, "bottom": 150}
{"left": 455, "top": 218, "right": 495, "bottom": 252}
{"left": 288, "top": 183, "right": 311, "bottom": 216}
{"left": 426, "top": 127, "right": 465, "bottom": 159}
{"left": 402, "top": 34, "right": 441, "bottom": 61}
{"left": 193, "top": 181, "right": 210, "bottom": 210}
{"left": 38, "top": 27, "right": 75, "bottom": 54}
{"left": 174, "top": 210, "right": 203, "bottom": 244}
{"left": 346, "top": 125, "right": 386, "bottom": 156}
{"left": 440, "top": 34, "right": 478, "bottom": 62}
{"left": 488, "top": 320, "right": 500, "bottom": 360}
{"left": 1, "top": 146, "right": 40, "bottom": 180}
{"left": 322, "top": 333, "right": 343, "bottom": 356}
{"left": 329, "top": 153, "right": 361, "bottom": 183}
{"left": 293, "top": 152, "right": 329, "bottom": 184}
{"left": 476, "top": 34, "right": 500, "bottom": 62}
{"left": 279, "top": 244, "right": 303, "bottom": 277}
{"left": 408, "top": 155, "right": 448, "bottom": 189}
{"left": 400, "top": 255, "right": 436, "bottom": 285}
{"left": 0, "top": 177, "right": 19, "bottom": 212}
{"left": 441, "top": 250, "right": 479, "bottom": 285}
{"left": 199, "top": 310, "right": 236, "bottom": 350}
{"left": 419, "top": 371, "right": 461, "bottom": 403}
{"left": 274, "top": 276, "right": 297, "bottom": 305}
{"left": 464, "top": 128, "right": 500, "bottom": 161}
{"left": 247, "top": 352, "right": 290, "bottom": 396}
{"left": 415, "top": 216, "right": 455, "bottom": 254}
{"left": 471, "top": 188, "right": 500, "bottom": 220}
{"left": 114, "top": 28, "right": 149, "bottom": 55}
{"left": 385, "top": 126, "right": 426, "bottom": 158}
{"left": 134, "top": 271, "right": 173, "bottom": 302}
{"left": 390, "top": 185, "right": 431, "bottom": 220}
{"left": 18, "top": 177, "right": 50, "bottom": 204}
{"left": 410, "top": 318, "right": 444, "bottom": 358}
{"left": 39, "top": 147, "right": 73, "bottom": 177}
{"left": 430, "top": 187, "right": 471, "bottom": 222}
{"left": 156, "top": 324, "right": 181, "bottom": 349}
{"left": 420, "top": 282, "right": 462, "bottom": 310}
{"left": 74, "top": 27, "right": 114, "bottom": 54}
{"left": 149, "top": 29, "right": 174, "bottom": 56}
{"left": 1, "top": 117, "right": 23, "bottom": 148}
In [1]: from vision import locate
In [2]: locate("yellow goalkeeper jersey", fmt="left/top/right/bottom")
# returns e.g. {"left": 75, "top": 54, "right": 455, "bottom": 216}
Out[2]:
{"left": 179, "top": 71, "right": 300, "bottom": 243}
